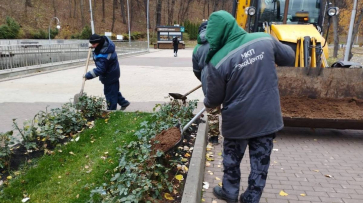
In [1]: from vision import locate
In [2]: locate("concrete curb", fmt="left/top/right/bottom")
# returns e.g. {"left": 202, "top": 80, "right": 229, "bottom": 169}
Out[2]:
{"left": 181, "top": 113, "right": 208, "bottom": 203}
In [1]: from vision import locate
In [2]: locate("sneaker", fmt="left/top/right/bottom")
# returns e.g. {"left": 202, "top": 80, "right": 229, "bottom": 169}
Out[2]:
{"left": 213, "top": 186, "right": 238, "bottom": 203}
{"left": 174, "top": 53, "right": 176, "bottom": 57}
{"left": 120, "top": 102, "right": 130, "bottom": 110}
{"left": 208, "top": 136, "right": 219, "bottom": 144}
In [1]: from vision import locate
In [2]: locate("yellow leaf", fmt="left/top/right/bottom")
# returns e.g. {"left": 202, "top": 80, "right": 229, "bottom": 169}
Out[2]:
{"left": 164, "top": 193, "right": 174, "bottom": 200}
{"left": 41, "top": 138, "right": 46, "bottom": 142}
{"left": 279, "top": 190, "right": 288, "bottom": 196}
{"left": 105, "top": 119, "right": 109, "bottom": 123}
{"left": 7, "top": 176, "right": 12, "bottom": 180}
{"left": 218, "top": 182, "right": 223, "bottom": 187}
{"left": 201, "top": 199, "right": 205, "bottom": 202}
{"left": 215, "top": 177, "right": 220, "bottom": 180}
{"left": 14, "top": 171, "right": 20, "bottom": 176}
{"left": 69, "top": 152, "right": 75, "bottom": 155}
{"left": 181, "top": 158, "right": 188, "bottom": 162}
{"left": 175, "top": 175, "right": 184, "bottom": 181}
{"left": 184, "top": 153, "right": 191, "bottom": 158}
{"left": 218, "top": 152, "right": 222, "bottom": 156}
{"left": 206, "top": 157, "right": 214, "bottom": 161}
{"left": 313, "top": 170, "right": 319, "bottom": 172}
{"left": 300, "top": 193, "right": 306, "bottom": 196}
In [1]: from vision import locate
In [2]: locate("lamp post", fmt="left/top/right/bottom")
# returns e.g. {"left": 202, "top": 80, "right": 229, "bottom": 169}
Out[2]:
{"left": 49, "top": 17, "right": 61, "bottom": 44}
{"left": 127, "top": 0, "right": 131, "bottom": 46}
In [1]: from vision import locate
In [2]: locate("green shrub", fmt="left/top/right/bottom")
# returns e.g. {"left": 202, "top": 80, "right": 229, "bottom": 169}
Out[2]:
{"left": 75, "top": 94, "right": 106, "bottom": 121}
{"left": 0, "top": 17, "right": 20, "bottom": 39}
{"left": 183, "top": 32, "right": 190, "bottom": 41}
{"left": 0, "top": 131, "right": 13, "bottom": 170}
{"left": 71, "top": 25, "right": 92, "bottom": 39}
{"left": 90, "top": 99, "right": 198, "bottom": 202}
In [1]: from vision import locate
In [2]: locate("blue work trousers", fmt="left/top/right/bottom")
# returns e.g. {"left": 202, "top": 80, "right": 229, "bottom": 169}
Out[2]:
{"left": 104, "top": 81, "right": 128, "bottom": 110}
{"left": 222, "top": 133, "right": 275, "bottom": 203}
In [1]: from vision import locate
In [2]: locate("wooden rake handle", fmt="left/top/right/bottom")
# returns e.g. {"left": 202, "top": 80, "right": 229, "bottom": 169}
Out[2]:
{"left": 80, "top": 48, "right": 92, "bottom": 95}
{"left": 183, "top": 84, "right": 202, "bottom": 97}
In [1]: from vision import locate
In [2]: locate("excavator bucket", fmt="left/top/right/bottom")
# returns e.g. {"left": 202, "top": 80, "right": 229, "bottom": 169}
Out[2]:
{"left": 277, "top": 67, "right": 363, "bottom": 129}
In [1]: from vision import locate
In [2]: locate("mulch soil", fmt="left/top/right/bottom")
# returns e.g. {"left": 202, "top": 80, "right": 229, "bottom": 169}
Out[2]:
{"left": 281, "top": 96, "right": 363, "bottom": 119}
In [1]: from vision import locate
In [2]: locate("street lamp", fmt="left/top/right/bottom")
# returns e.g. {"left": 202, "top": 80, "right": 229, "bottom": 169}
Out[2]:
{"left": 49, "top": 17, "right": 61, "bottom": 44}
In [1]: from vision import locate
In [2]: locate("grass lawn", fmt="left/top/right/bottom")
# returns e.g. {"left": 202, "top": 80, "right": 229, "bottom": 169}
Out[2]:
{"left": 0, "top": 111, "right": 150, "bottom": 203}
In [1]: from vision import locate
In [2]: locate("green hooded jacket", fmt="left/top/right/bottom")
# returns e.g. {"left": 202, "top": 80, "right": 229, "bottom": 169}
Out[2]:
{"left": 203, "top": 10, "right": 295, "bottom": 139}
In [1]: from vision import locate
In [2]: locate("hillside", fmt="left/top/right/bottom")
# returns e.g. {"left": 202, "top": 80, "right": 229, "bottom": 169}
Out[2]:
{"left": 0, "top": 0, "right": 234, "bottom": 39}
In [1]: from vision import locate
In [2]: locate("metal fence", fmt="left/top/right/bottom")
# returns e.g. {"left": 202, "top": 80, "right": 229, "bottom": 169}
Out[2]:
{"left": 0, "top": 41, "right": 148, "bottom": 71}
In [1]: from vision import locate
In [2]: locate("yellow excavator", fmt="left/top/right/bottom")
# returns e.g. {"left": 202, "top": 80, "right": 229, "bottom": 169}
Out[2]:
{"left": 232, "top": 0, "right": 363, "bottom": 129}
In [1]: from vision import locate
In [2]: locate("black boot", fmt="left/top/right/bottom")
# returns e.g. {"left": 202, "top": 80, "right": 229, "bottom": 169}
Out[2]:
{"left": 208, "top": 136, "right": 219, "bottom": 144}
{"left": 213, "top": 186, "right": 238, "bottom": 203}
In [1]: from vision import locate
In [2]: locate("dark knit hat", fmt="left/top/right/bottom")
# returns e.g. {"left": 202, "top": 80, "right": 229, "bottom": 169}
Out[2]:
{"left": 89, "top": 34, "right": 104, "bottom": 44}
{"left": 198, "top": 21, "right": 208, "bottom": 34}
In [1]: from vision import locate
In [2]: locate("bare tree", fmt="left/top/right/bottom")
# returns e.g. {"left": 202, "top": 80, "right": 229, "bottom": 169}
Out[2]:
{"left": 156, "top": 0, "right": 162, "bottom": 26}
{"left": 213, "top": 0, "right": 219, "bottom": 12}
{"left": 120, "top": 0, "right": 127, "bottom": 24}
{"left": 168, "top": 0, "right": 176, "bottom": 25}
{"left": 69, "top": 0, "right": 72, "bottom": 18}
{"left": 221, "top": 0, "right": 226, "bottom": 10}
{"left": 348, "top": 7, "right": 363, "bottom": 60}
{"left": 102, "top": 0, "right": 105, "bottom": 22}
{"left": 24, "top": 0, "right": 32, "bottom": 16}
{"left": 80, "top": 0, "right": 85, "bottom": 27}
{"left": 203, "top": 0, "right": 207, "bottom": 18}
{"left": 53, "top": 0, "right": 57, "bottom": 17}
{"left": 74, "top": 0, "right": 77, "bottom": 18}
{"left": 180, "top": 0, "right": 193, "bottom": 22}
{"left": 111, "top": 0, "right": 117, "bottom": 31}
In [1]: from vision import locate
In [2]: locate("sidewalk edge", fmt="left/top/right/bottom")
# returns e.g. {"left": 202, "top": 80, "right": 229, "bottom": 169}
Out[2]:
{"left": 181, "top": 113, "right": 208, "bottom": 203}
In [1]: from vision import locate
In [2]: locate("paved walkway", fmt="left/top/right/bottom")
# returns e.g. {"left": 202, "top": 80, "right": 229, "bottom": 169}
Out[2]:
{"left": 1, "top": 49, "right": 363, "bottom": 203}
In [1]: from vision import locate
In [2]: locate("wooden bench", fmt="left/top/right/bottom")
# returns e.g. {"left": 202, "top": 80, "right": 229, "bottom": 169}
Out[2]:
{"left": 20, "top": 41, "right": 42, "bottom": 48}
{"left": 154, "top": 41, "right": 185, "bottom": 49}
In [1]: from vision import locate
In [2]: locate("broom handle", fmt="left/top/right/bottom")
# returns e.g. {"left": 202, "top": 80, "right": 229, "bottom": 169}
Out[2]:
{"left": 183, "top": 84, "right": 202, "bottom": 97}
{"left": 80, "top": 48, "right": 92, "bottom": 94}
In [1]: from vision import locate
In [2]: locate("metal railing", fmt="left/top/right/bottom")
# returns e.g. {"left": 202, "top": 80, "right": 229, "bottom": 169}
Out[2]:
{"left": 0, "top": 41, "right": 148, "bottom": 71}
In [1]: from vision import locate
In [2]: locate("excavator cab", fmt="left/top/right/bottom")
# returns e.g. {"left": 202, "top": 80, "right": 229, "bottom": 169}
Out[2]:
{"left": 231, "top": 0, "right": 363, "bottom": 130}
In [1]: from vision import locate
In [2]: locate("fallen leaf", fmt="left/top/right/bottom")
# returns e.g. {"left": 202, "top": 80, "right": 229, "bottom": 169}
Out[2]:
{"left": 164, "top": 193, "right": 174, "bottom": 200}
{"left": 279, "top": 190, "right": 288, "bottom": 196}
{"left": 181, "top": 158, "right": 188, "bottom": 162}
{"left": 7, "top": 176, "right": 12, "bottom": 180}
{"left": 41, "top": 138, "right": 46, "bottom": 142}
{"left": 201, "top": 199, "right": 205, "bottom": 202}
{"left": 300, "top": 193, "right": 306, "bottom": 196}
{"left": 21, "top": 197, "right": 30, "bottom": 202}
{"left": 184, "top": 153, "right": 191, "bottom": 158}
{"left": 75, "top": 137, "right": 80, "bottom": 142}
{"left": 69, "top": 152, "right": 75, "bottom": 155}
{"left": 212, "top": 201, "right": 218, "bottom": 203}
{"left": 58, "top": 150, "right": 62, "bottom": 153}
{"left": 325, "top": 174, "right": 332, "bottom": 178}
{"left": 273, "top": 149, "right": 279, "bottom": 152}
{"left": 313, "top": 170, "right": 319, "bottom": 172}
{"left": 14, "top": 171, "right": 20, "bottom": 176}
{"left": 175, "top": 175, "right": 184, "bottom": 181}
{"left": 202, "top": 182, "right": 209, "bottom": 189}
{"left": 215, "top": 177, "right": 220, "bottom": 180}
{"left": 206, "top": 162, "right": 211, "bottom": 167}
{"left": 76, "top": 194, "right": 79, "bottom": 198}
{"left": 58, "top": 176, "right": 62, "bottom": 179}
{"left": 218, "top": 152, "right": 222, "bottom": 156}
{"left": 273, "top": 140, "right": 277, "bottom": 143}
{"left": 85, "top": 165, "right": 89, "bottom": 169}
{"left": 314, "top": 139, "right": 318, "bottom": 141}
{"left": 182, "top": 165, "right": 188, "bottom": 173}
{"left": 218, "top": 182, "right": 223, "bottom": 187}
{"left": 218, "top": 165, "right": 221, "bottom": 168}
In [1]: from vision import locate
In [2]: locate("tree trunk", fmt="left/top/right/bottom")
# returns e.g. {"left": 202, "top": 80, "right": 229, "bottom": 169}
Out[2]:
{"left": 102, "top": 0, "right": 105, "bottom": 22}
{"left": 333, "top": 15, "right": 339, "bottom": 58}
{"left": 74, "top": 0, "right": 77, "bottom": 19}
{"left": 69, "top": 0, "right": 72, "bottom": 18}
{"left": 213, "top": 0, "right": 219, "bottom": 12}
{"left": 203, "top": 0, "right": 207, "bottom": 19}
{"left": 111, "top": 0, "right": 116, "bottom": 32}
{"left": 168, "top": 0, "right": 176, "bottom": 25}
{"left": 53, "top": 0, "right": 57, "bottom": 17}
{"left": 348, "top": 8, "right": 363, "bottom": 60}
{"left": 80, "top": 0, "right": 85, "bottom": 28}
{"left": 120, "top": 0, "right": 127, "bottom": 24}
{"left": 178, "top": 0, "right": 184, "bottom": 23}
{"left": 156, "top": 0, "right": 162, "bottom": 26}
{"left": 180, "top": 0, "right": 193, "bottom": 22}
{"left": 221, "top": 0, "right": 225, "bottom": 10}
